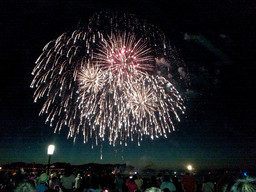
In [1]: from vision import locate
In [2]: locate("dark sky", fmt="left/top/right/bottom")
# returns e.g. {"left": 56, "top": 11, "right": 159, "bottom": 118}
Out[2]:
{"left": 0, "top": 0, "right": 255, "bottom": 170}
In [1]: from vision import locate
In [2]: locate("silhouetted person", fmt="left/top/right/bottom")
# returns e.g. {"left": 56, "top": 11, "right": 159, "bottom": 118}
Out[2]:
{"left": 126, "top": 177, "right": 138, "bottom": 192}
{"left": 36, "top": 173, "right": 49, "bottom": 192}
{"left": 181, "top": 173, "right": 196, "bottom": 192}
{"left": 160, "top": 175, "right": 176, "bottom": 192}
{"left": 101, "top": 170, "right": 114, "bottom": 190}
{"left": 172, "top": 176, "right": 183, "bottom": 192}
{"left": 202, "top": 175, "right": 214, "bottom": 192}
{"left": 60, "top": 164, "right": 75, "bottom": 192}
{"left": 150, "top": 176, "right": 158, "bottom": 188}
{"left": 115, "top": 173, "right": 124, "bottom": 192}
{"left": 134, "top": 174, "right": 143, "bottom": 191}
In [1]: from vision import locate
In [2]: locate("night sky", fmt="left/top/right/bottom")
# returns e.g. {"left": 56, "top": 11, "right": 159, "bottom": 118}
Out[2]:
{"left": 0, "top": 0, "right": 255, "bottom": 170}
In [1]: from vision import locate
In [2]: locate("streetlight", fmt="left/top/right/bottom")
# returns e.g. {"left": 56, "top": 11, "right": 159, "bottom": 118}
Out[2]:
{"left": 187, "top": 164, "right": 193, "bottom": 171}
{"left": 47, "top": 144, "right": 55, "bottom": 175}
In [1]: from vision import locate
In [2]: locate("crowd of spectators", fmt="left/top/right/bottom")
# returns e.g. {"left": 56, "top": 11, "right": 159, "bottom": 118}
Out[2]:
{"left": 0, "top": 165, "right": 255, "bottom": 192}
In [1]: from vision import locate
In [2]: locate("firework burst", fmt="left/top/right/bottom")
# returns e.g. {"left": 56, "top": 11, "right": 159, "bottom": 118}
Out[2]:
{"left": 31, "top": 12, "right": 186, "bottom": 146}
{"left": 94, "top": 32, "right": 155, "bottom": 76}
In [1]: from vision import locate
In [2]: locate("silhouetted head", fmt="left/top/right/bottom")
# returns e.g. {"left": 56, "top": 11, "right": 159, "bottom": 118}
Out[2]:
{"left": 203, "top": 175, "right": 211, "bottom": 183}
{"left": 163, "top": 175, "right": 170, "bottom": 182}
{"left": 172, "top": 176, "right": 178, "bottom": 183}
{"left": 64, "top": 164, "right": 73, "bottom": 176}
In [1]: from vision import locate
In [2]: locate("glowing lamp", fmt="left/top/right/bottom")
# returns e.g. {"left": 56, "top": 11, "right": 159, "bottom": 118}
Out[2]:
{"left": 187, "top": 165, "right": 193, "bottom": 171}
{"left": 47, "top": 145, "right": 55, "bottom": 155}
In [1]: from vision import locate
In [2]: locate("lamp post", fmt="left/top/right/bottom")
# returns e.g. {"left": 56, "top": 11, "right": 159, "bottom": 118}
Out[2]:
{"left": 47, "top": 144, "right": 55, "bottom": 175}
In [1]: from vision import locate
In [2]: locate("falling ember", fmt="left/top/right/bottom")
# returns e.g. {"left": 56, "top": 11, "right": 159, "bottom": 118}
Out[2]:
{"left": 31, "top": 11, "right": 187, "bottom": 146}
